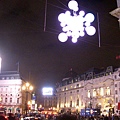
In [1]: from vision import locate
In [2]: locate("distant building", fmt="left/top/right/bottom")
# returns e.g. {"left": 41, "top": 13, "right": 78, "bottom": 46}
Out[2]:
{"left": 56, "top": 66, "right": 120, "bottom": 115}
{"left": 0, "top": 71, "right": 31, "bottom": 114}
{"left": 110, "top": 0, "right": 120, "bottom": 26}
{"left": 43, "top": 94, "right": 57, "bottom": 110}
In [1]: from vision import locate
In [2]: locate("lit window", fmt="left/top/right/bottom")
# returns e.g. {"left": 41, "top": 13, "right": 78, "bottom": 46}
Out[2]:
{"left": 93, "top": 89, "right": 96, "bottom": 97}
{"left": 106, "top": 87, "right": 110, "bottom": 95}
{"left": 100, "top": 88, "right": 104, "bottom": 96}
{"left": 88, "top": 90, "right": 90, "bottom": 98}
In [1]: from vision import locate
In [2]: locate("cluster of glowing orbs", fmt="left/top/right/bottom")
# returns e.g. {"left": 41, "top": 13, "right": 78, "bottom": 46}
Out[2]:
{"left": 58, "top": 0, "right": 96, "bottom": 43}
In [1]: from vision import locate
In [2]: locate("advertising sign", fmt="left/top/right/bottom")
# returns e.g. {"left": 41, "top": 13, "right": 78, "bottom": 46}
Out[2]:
{"left": 42, "top": 87, "right": 53, "bottom": 95}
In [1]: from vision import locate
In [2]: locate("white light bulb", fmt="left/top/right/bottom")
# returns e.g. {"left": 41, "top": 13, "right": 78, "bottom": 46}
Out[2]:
{"left": 85, "top": 13, "right": 95, "bottom": 23}
{"left": 72, "top": 37, "right": 78, "bottom": 43}
{"left": 85, "top": 26, "right": 96, "bottom": 36}
{"left": 68, "top": 0, "right": 78, "bottom": 11}
{"left": 58, "top": 13, "right": 65, "bottom": 22}
{"left": 58, "top": 33, "right": 68, "bottom": 42}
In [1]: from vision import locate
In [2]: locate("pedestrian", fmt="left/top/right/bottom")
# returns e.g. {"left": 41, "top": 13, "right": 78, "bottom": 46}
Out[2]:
{"left": 8, "top": 113, "right": 16, "bottom": 120}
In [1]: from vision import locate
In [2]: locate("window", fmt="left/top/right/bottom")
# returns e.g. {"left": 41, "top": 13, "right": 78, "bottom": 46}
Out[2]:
{"left": 115, "top": 90, "right": 118, "bottom": 94}
{"left": 88, "top": 90, "right": 90, "bottom": 98}
{"left": 5, "top": 98, "right": 7, "bottom": 102}
{"left": 106, "top": 87, "right": 110, "bottom": 95}
{"left": 65, "top": 97, "right": 66, "bottom": 103}
{"left": 10, "top": 98, "right": 12, "bottom": 103}
{"left": 77, "top": 84, "right": 79, "bottom": 87}
{"left": 77, "top": 90, "right": 79, "bottom": 93}
{"left": 70, "top": 101, "right": 72, "bottom": 107}
{"left": 17, "top": 98, "right": 19, "bottom": 103}
{"left": 116, "top": 97, "right": 118, "bottom": 103}
{"left": 77, "top": 99, "right": 79, "bottom": 106}
{"left": 100, "top": 88, "right": 104, "bottom": 96}
{"left": 93, "top": 89, "right": 96, "bottom": 97}
{"left": 0, "top": 97, "right": 3, "bottom": 102}
{"left": 115, "top": 84, "right": 117, "bottom": 87}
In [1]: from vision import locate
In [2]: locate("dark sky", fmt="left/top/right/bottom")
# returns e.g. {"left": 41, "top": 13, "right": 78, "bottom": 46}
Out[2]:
{"left": 0, "top": 0, "right": 120, "bottom": 92}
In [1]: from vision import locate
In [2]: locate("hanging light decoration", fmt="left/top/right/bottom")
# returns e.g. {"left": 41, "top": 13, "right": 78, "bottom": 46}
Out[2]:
{"left": 58, "top": 0, "right": 96, "bottom": 43}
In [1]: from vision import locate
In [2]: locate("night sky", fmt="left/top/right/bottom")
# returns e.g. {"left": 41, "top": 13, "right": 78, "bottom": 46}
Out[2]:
{"left": 0, "top": 0, "right": 120, "bottom": 93}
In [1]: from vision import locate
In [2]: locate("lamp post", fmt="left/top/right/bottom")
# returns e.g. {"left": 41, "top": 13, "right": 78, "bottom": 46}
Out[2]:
{"left": 22, "top": 82, "right": 33, "bottom": 116}
{"left": 58, "top": 0, "right": 96, "bottom": 43}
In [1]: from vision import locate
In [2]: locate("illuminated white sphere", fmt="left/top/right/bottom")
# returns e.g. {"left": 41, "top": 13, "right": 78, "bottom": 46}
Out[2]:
{"left": 60, "top": 22, "right": 66, "bottom": 27}
{"left": 85, "top": 26, "right": 96, "bottom": 36}
{"left": 79, "top": 31, "right": 85, "bottom": 37}
{"left": 74, "top": 6, "right": 79, "bottom": 12}
{"left": 58, "top": 13, "right": 65, "bottom": 22}
{"left": 68, "top": 0, "right": 78, "bottom": 11}
{"left": 79, "top": 10, "right": 85, "bottom": 16}
{"left": 85, "top": 13, "right": 95, "bottom": 22}
{"left": 72, "top": 37, "right": 78, "bottom": 43}
{"left": 66, "top": 31, "right": 72, "bottom": 36}
{"left": 85, "top": 21, "right": 91, "bottom": 27}
{"left": 58, "top": 33, "right": 68, "bottom": 42}
{"left": 65, "top": 11, "right": 71, "bottom": 16}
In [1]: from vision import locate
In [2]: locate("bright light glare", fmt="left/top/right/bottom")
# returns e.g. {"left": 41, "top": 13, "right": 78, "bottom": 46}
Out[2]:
{"left": 42, "top": 87, "right": 53, "bottom": 95}
{"left": 58, "top": 0, "right": 96, "bottom": 43}
{"left": 22, "top": 86, "right": 26, "bottom": 90}
{"left": 85, "top": 13, "right": 95, "bottom": 22}
{"left": 79, "top": 11, "right": 85, "bottom": 16}
{"left": 58, "top": 13, "right": 65, "bottom": 22}
{"left": 29, "top": 86, "right": 33, "bottom": 91}
{"left": 26, "top": 82, "right": 30, "bottom": 87}
{"left": 58, "top": 33, "right": 68, "bottom": 42}
{"left": 68, "top": 0, "right": 78, "bottom": 10}
{"left": 85, "top": 26, "right": 96, "bottom": 36}
{"left": 72, "top": 37, "right": 78, "bottom": 43}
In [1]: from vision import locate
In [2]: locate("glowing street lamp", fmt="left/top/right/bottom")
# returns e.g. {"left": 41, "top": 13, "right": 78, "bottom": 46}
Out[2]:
{"left": 22, "top": 82, "right": 33, "bottom": 115}
{"left": 58, "top": 0, "right": 96, "bottom": 43}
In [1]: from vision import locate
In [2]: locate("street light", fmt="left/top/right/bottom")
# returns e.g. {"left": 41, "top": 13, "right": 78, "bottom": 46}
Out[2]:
{"left": 22, "top": 82, "right": 33, "bottom": 115}
{"left": 58, "top": 0, "right": 96, "bottom": 43}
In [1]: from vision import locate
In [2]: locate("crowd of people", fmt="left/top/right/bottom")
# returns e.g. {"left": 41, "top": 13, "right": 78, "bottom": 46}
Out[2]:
{"left": 55, "top": 112, "right": 120, "bottom": 120}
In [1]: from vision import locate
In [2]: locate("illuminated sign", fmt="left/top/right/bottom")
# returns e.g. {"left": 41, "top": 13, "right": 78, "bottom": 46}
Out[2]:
{"left": 42, "top": 87, "right": 53, "bottom": 95}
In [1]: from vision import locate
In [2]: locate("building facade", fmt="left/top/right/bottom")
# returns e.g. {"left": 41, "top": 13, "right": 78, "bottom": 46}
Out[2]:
{"left": 0, "top": 71, "right": 31, "bottom": 114}
{"left": 43, "top": 95, "right": 57, "bottom": 110}
{"left": 56, "top": 66, "right": 120, "bottom": 115}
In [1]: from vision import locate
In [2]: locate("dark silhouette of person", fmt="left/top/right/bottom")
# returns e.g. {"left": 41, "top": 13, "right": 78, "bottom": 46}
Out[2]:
{"left": 8, "top": 113, "right": 15, "bottom": 120}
